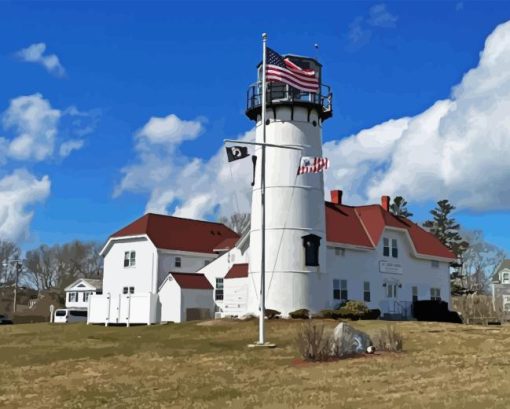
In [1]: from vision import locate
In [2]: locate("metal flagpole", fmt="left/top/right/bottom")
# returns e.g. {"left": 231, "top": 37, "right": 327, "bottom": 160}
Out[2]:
{"left": 259, "top": 32, "right": 268, "bottom": 345}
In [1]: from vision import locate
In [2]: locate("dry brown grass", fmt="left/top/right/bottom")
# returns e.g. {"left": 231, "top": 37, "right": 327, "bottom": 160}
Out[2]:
{"left": 372, "top": 324, "right": 404, "bottom": 352}
{"left": 1, "top": 320, "right": 510, "bottom": 408}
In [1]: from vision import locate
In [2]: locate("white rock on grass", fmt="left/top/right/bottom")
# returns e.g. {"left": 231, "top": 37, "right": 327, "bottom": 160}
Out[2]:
{"left": 332, "top": 322, "right": 373, "bottom": 356}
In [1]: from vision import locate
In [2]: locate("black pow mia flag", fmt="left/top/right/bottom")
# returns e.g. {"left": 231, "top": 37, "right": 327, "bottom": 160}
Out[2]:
{"left": 225, "top": 146, "right": 249, "bottom": 162}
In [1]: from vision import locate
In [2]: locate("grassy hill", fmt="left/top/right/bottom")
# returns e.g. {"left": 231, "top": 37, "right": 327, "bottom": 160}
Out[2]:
{"left": 0, "top": 319, "right": 509, "bottom": 408}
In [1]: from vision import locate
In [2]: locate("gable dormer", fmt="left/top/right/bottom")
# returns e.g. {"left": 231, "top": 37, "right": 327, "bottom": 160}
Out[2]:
{"left": 492, "top": 260, "right": 510, "bottom": 284}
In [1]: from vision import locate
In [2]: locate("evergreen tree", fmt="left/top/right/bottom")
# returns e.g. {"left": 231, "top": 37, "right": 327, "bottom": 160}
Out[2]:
{"left": 390, "top": 196, "right": 413, "bottom": 218}
{"left": 423, "top": 200, "right": 468, "bottom": 257}
{"left": 423, "top": 200, "right": 470, "bottom": 296}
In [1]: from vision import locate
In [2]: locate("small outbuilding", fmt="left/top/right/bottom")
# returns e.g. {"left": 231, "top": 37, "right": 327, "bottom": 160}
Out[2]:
{"left": 159, "top": 273, "right": 214, "bottom": 323}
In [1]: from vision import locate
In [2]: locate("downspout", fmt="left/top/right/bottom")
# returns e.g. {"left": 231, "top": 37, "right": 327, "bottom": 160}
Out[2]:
{"left": 151, "top": 248, "right": 159, "bottom": 324}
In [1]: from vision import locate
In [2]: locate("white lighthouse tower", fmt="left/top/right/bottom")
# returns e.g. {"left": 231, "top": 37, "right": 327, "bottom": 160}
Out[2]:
{"left": 246, "top": 52, "right": 333, "bottom": 317}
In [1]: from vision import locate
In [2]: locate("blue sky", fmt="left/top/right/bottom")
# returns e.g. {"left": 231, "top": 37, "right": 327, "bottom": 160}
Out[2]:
{"left": 1, "top": 1, "right": 510, "bottom": 253}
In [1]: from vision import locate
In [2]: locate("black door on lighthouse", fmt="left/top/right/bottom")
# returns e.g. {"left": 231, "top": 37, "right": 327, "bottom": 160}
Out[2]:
{"left": 302, "top": 234, "right": 321, "bottom": 267}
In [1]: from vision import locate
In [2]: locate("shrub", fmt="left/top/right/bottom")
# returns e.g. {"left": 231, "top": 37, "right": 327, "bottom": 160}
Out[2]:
{"left": 341, "top": 300, "right": 370, "bottom": 314}
{"left": 264, "top": 309, "right": 281, "bottom": 319}
{"left": 413, "top": 300, "right": 463, "bottom": 323}
{"left": 319, "top": 306, "right": 380, "bottom": 321}
{"left": 289, "top": 309, "right": 310, "bottom": 319}
{"left": 295, "top": 321, "right": 334, "bottom": 361}
{"left": 319, "top": 309, "right": 340, "bottom": 319}
{"left": 363, "top": 309, "right": 381, "bottom": 320}
{"left": 372, "top": 325, "right": 404, "bottom": 352}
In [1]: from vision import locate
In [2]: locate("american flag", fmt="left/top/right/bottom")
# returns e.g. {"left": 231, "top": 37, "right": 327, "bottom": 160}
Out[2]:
{"left": 297, "top": 156, "right": 329, "bottom": 175}
{"left": 266, "top": 48, "right": 320, "bottom": 93}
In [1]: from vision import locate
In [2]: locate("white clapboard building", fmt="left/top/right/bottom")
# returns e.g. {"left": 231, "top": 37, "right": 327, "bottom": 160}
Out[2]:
{"left": 88, "top": 214, "right": 240, "bottom": 325}
{"left": 65, "top": 278, "right": 102, "bottom": 310}
{"left": 88, "top": 52, "right": 455, "bottom": 325}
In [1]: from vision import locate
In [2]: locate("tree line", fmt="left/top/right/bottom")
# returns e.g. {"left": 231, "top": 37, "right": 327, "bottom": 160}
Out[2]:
{"left": 0, "top": 240, "right": 103, "bottom": 293}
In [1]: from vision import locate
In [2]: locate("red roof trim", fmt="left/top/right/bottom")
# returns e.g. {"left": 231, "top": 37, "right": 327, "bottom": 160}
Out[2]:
{"left": 225, "top": 263, "right": 249, "bottom": 279}
{"left": 171, "top": 273, "right": 213, "bottom": 290}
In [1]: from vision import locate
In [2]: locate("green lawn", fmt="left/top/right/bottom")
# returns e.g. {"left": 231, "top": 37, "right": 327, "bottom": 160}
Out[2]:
{"left": 1, "top": 319, "right": 509, "bottom": 408}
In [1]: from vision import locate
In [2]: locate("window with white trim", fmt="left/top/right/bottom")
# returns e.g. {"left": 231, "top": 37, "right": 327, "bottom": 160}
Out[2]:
{"left": 503, "top": 272, "right": 510, "bottom": 284}
{"left": 503, "top": 295, "right": 510, "bottom": 311}
{"left": 340, "top": 280, "right": 348, "bottom": 300}
{"left": 363, "top": 281, "right": 370, "bottom": 302}
{"left": 68, "top": 292, "right": 78, "bottom": 302}
{"left": 175, "top": 257, "right": 182, "bottom": 268}
{"left": 383, "top": 238, "right": 390, "bottom": 257}
{"left": 122, "top": 287, "right": 135, "bottom": 294}
{"left": 391, "top": 239, "right": 398, "bottom": 258}
{"left": 333, "top": 279, "right": 340, "bottom": 300}
{"left": 83, "top": 292, "right": 92, "bottom": 302}
{"left": 124, "top": 251, "right": 136, "bottom": 267}
{"left": 383, "top": 238, "right": 398, "bottom": 258}
{"left": 215, "top": 278, "right": 224, "bottom": 301}
{"left": 430, "top": 288, "right": 441, "bottom": 301}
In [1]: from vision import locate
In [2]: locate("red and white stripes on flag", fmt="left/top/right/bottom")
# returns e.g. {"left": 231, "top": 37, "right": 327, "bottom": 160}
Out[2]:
{"left": 266, "top": 48, "right": 320, "bottom": 93}
{"left": 297, "top": 156, "right": 329, "bottom": 175}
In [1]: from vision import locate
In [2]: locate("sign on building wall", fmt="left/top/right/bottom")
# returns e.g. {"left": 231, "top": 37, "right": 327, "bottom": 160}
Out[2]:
{"left": 379, "top": 261, "right": 403, "bottom": 275}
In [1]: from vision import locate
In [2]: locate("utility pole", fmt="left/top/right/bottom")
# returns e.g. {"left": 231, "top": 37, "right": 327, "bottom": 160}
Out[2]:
{"left": 13, "top": 261, "right": 22, "bottom": 313}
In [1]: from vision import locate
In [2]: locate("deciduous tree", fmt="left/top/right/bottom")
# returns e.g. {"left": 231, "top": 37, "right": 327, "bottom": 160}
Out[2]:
{"left": 218, "top": 213, "right": 250, "bottom": 234}
{"left": 0, "top": 240, "right": 21, "bottom": 285}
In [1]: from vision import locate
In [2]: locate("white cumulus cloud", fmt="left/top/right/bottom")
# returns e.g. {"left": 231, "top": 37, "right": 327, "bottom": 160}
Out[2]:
{"left": 1, "top": 94, "right": 94, "bottom": 162}
{"left": 16, "top": 43, "right": 66, "bottom": 77}
{"left": 115, "top": 114, "right": 253, "bottom": 219}
{"left": 136, "top": 114, "right": 204, "bottom": 145}
{"left": 117, "top": 20, "right": 510, "bottom": 219}
{"left": 2, "top": 94, "right": 61, "bottom": 161}
{"left": 59, "top": 139, "right": 85, "bottom": 158}
{"left": 0, "top": 169, "right": 51, "bottom": 242}
{"left": 327, "top": 20, "right": 510, "bottom": 211}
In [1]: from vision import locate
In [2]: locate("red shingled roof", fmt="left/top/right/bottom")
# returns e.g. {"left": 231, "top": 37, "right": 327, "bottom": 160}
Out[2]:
{"left": 225, "top": 263, "right": 248, "bottom": 279}
{"left": 171, "top": 273, "right": 213, "bottom": 289}
{"left": 213, "top": 238, "right": 239, "bottom": 252}
{"left": 110, "top": 213, "right": 240, "bottom": 254}
{"left": 326, "top": 202, "right": 455, "bottom": 260}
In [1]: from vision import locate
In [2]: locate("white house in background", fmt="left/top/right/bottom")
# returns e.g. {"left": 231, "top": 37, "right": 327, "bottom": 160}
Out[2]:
{"left": 87, "top": 214, "right": 239, "bottom": 325}
{"left": 88, "top": 52, "right": 455, "bottom": 325}
{"left": 65, "top": 278, "right": 102, "bottom": 309}
{"left": 491, "top": 259, "right": 510, "bottom": 315}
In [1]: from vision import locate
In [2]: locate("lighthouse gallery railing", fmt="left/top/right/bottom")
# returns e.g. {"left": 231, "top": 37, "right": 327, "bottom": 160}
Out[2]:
{"left": 246, "top": 82, "right": 333, "bottom": 114}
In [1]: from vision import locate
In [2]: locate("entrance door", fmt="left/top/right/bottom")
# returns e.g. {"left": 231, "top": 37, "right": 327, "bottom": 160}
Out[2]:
{"left": 386, "top": 283, "right": 398, "bottom": 313}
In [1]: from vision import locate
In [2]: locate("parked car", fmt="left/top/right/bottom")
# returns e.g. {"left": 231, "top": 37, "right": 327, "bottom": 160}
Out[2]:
{"left": 0, "top": 314, "right": 13, "bottom": 325}
{"left": 54, "top": 309, "right": 88, "bottom": 324}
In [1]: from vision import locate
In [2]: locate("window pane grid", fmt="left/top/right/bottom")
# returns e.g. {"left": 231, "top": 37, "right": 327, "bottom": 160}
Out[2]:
{"left": 363, "top": 281, "right": 370, "bottom": 302}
